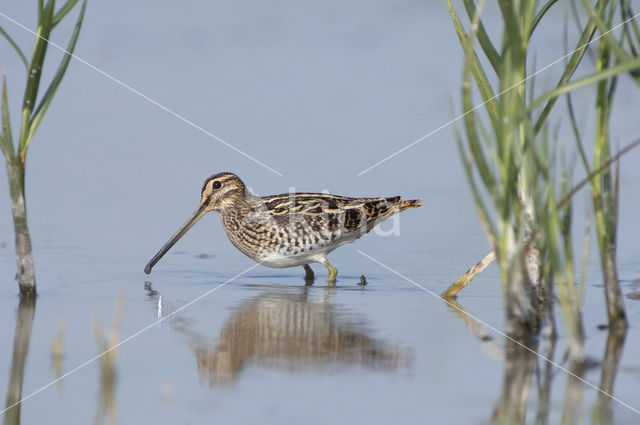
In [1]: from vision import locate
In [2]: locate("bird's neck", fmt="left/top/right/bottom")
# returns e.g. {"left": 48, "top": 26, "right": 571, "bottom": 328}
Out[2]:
{"left": 218, "top": 189, "right": 269, "bottom": 260}
{"left": 220, "top": 188, "right": 264, "bottom": 223}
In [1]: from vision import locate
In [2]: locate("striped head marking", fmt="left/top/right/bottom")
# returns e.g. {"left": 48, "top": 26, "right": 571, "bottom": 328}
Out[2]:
{"left": 201, "top": 172, "right": 246, "bottom": 211}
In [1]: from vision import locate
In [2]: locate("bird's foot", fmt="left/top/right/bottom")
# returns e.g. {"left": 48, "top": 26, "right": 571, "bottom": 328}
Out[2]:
{"left": 303, "top": 264, "right": 315, "bottom": 286}
{"left": 321, "top": 259, "right": 338, "bottom": 286}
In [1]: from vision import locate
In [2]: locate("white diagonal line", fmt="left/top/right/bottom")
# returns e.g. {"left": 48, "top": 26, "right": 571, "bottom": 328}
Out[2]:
{"left": 0, "top": 11, "right": 283, "bottom": 177}
{"left": 0, "top": 262, "right": 261, "bottom": 416}
{"left": 357, "top": 249, "right": 640, "bottom": 416}
{"left": 356, "top": 11, "right": 640, "bottom": 176}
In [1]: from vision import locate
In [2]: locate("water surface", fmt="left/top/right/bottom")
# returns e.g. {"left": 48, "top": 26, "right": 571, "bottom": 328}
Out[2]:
{"left": 1, "top": 1, "right": 640, "bottom": 424}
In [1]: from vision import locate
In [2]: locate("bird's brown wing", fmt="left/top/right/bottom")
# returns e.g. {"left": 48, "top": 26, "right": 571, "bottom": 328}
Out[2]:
{"left": 261, "top": 193, "right": 420, "bottom": 241}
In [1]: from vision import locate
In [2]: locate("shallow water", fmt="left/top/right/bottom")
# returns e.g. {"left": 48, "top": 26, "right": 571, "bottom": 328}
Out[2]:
{"left": 2, "top": 1, "right": 640, "bottom": 424}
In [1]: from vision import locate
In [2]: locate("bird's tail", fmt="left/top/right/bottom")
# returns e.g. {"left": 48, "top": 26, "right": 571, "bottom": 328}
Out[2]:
{"left": 399, "top": 199, "right": 422, "bottom": 211}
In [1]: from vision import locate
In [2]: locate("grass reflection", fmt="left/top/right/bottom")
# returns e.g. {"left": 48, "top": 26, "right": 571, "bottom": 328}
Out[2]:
{"left": 2, "top": 296, "right": 35, "bottom": 425}
{"left": 93, "top": 291, "right": 125, "bottom": 425}
{"left": 50, "top": 318, "right": 65, "bottom": 397}
{"left": 592, "top": 329, "right": 627, "bottom": 425}
{"left": 443, "top": 297, "right": 630, "bottom": 424}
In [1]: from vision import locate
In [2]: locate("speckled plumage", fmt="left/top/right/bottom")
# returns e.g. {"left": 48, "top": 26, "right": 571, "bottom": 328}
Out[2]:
{"left": 145, "top": 172, "right": 421, "bottom": 282}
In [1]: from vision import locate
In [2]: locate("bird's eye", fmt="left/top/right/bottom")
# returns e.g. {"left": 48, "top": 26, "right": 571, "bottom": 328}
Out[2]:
{"left": 212, "top": 181, "right": 222, "bottom": 189}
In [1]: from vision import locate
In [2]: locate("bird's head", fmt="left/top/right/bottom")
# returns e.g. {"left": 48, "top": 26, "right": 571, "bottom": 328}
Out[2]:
{"left": 199, "top": 172, "right": 247, "bottom": 212}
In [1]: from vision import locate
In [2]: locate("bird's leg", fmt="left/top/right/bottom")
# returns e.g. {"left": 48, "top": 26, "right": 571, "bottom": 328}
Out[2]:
{"left": 320, "top": 258, "right": 338, "bottom": 285}
{"left": 303, "top": 264, "right": 315, "bottom": 283}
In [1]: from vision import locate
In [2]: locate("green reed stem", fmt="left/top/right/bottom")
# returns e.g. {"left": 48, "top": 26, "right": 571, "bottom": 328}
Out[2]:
{"left": 0, "top": 0, "right": 87, "bottom": 296}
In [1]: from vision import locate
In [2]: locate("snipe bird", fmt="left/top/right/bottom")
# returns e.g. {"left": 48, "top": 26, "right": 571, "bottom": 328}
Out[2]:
{"left": 144, "top": 172, "right": 421, "bottom": 283}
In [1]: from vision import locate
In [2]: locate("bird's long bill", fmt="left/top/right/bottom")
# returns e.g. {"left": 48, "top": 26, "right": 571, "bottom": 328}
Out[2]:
{"left": 144, "top": 205, "right": 207, "bottom": 274}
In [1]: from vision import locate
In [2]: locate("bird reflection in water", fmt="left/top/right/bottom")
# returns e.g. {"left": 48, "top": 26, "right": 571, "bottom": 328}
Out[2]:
{"left": 145, "top": 284, "right": 410, "bottom": 386}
